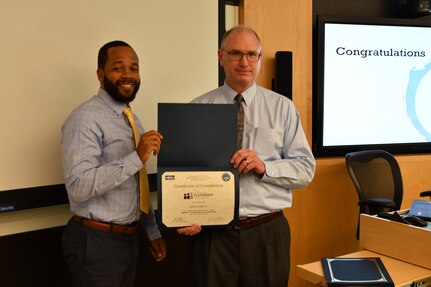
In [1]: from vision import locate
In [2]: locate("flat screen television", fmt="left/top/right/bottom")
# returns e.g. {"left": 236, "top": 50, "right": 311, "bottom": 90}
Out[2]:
{"left": 313, "top": 15, "right": 431, "bottom": 157}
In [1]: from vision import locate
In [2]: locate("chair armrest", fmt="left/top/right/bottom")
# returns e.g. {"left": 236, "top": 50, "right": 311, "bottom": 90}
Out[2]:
{"left": 419, "top": 190, "right": 431, "bottom": 198}
{"left": 358, "top": 198, "right": 395, "bottom": 208}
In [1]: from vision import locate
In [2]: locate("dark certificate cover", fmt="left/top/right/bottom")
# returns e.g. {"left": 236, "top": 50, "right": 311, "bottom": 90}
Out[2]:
{"left": 157, "top": 103, "right": 239, "bottom": 229}
{"left": 157, "top": 103, "right": 237, "bottom": 168}
{"left": 321, "top": 257, "right": 394, "bottom": 287}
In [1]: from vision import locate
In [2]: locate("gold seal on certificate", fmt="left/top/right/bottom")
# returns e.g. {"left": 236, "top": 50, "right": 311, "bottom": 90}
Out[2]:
{"left": 161, "top": 171, "right": 236, "bottom": 227}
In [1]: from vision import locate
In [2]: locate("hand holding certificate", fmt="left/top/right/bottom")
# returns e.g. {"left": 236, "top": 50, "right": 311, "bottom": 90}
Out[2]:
{"left": 157, "top": 104, "right": 239, "bottom": 228}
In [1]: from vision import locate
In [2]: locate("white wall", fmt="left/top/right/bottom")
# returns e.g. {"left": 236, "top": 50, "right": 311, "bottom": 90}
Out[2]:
{"left": 0, "top": 0, "right": 218, "bottom": 191}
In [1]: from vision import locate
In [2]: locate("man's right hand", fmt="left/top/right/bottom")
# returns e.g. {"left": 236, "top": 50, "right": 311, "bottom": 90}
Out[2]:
{"left": 136, "top": 130, "right": 163, "bottom": 163}
{"left": 176, "top": 224, "right": 202, "bottom": 236}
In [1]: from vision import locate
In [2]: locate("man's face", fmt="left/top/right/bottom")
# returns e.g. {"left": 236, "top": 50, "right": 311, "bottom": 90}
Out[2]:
{"left": 97, "top": 46, "right": 140, "bottom": 103}
{"left": 218, "top": 29, "right": 262, "bottom": 93}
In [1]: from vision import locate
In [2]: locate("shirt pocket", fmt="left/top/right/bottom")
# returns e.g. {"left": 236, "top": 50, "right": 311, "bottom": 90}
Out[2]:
{"left": 249, "top": 127, "right": 283, "bottom": 159}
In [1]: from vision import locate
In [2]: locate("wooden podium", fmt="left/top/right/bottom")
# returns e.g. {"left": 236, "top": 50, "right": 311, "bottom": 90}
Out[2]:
{"left": 297, "top": 213, "right": 431, "bottom": 287}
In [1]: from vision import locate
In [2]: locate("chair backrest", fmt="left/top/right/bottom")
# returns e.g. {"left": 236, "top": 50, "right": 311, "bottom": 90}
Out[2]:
{"left": 345, "top": 150, "right": 403, "bottom": 215}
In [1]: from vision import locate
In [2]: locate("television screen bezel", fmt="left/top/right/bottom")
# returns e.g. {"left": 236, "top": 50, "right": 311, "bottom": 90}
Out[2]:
{"left": 313, "top": 15, "right": 431, "bottom": 157}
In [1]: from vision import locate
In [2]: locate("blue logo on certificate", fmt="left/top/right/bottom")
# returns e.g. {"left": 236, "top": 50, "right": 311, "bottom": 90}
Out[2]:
{"left": 222, "top": 173, "right": 231, "bottom": 182}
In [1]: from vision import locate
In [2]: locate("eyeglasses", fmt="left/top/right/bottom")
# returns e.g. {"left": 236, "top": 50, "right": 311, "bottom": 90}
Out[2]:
{"left": 223, "top": 49, "right": 262, "bottom": 62}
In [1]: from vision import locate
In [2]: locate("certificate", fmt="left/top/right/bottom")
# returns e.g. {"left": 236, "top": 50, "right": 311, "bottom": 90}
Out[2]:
{"left": 160, "top": 171, "right": 236, "bottom": 227}
{"left": 157, "top": 103, "right": 239, "bottom": 228}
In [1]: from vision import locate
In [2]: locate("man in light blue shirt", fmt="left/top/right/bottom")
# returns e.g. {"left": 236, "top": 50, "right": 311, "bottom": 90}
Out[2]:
{"left": 178, "top": 25, "right": 315, "bottom": 287}
{"left": 61, "top": 41, "right": 166, "bottom": 287}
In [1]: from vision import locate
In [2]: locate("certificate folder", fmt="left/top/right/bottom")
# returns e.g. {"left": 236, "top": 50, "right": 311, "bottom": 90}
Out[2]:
{"left": 157, "top": 103, "right": 239, "bottom": 229}
{"left": 321, "top": 257, "right": 394, "bottom": 287}
{"left": 157, "top": 103, "right": 237, "bottom": 167}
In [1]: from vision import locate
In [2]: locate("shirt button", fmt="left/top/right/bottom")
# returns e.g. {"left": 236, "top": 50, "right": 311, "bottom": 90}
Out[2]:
{"left": 115, "top": 181, "right": 120, "bottom": 186}
{"left": 240, "top": 187, "right": 244, "bottom": 192}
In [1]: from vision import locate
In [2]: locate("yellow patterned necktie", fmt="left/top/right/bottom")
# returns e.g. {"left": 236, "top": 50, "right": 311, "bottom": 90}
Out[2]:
{"left": 123, "top": 106, "right": 150, "bottom": 214}
{"left": 234, "top": 94, "right": 244, "bottom": 149}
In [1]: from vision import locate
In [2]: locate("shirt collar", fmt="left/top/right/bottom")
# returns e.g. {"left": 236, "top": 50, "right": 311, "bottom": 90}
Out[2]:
{"left": 97, "top": 88, "right": 128, "bottom": 115}
{"left": 222, "top": 82, "right": 256, "bottom": 106}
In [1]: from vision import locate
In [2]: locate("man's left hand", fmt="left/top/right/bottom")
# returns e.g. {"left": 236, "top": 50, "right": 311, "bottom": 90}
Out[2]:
{"left": 149, "top": 237, "right": 167, "bottom": 262}
{"left": 230, "top": 149, "right": 265, "bottom": 175}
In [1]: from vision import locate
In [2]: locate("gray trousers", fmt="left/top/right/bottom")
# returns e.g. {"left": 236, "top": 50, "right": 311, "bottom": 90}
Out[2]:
{"left": 62, "top": 218, "right": 139, "bottom": 287}
{"left": 189, "top": 215, "right": 291, "bottom": 287}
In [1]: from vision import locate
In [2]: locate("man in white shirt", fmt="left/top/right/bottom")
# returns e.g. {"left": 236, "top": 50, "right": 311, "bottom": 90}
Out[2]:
{"left": 178, "top": 25, "right": 316, "bottom": 287}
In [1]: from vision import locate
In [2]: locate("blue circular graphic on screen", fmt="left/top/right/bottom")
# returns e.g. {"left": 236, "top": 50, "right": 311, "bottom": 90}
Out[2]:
{"left": 406, "top": 60, "right": 431, "bottom": 141}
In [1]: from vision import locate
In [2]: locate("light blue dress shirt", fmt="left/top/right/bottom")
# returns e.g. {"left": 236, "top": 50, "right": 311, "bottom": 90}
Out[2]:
{"left": 192, "top": 83, "right": 316, "bottom": 217}
{"left": 61, "top": 89, "right": 160, "bottom": 240}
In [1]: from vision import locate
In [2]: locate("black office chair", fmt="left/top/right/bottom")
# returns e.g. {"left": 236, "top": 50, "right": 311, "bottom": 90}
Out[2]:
{"left": 345, "top": 150, "right": 403, "bottom": 239}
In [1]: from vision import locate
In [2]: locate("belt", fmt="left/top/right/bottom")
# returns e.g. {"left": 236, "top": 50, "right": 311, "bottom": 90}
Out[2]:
{"left": 233, "top": 211, "right": 283, "bottom": 230}
{"left": 73, "top": 215, "right": 137, "bottom": 235}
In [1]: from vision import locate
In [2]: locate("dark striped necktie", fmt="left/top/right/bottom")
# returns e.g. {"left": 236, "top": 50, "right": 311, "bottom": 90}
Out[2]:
{"left": 234, "top": 94, "right": 244, "bottom": 149}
